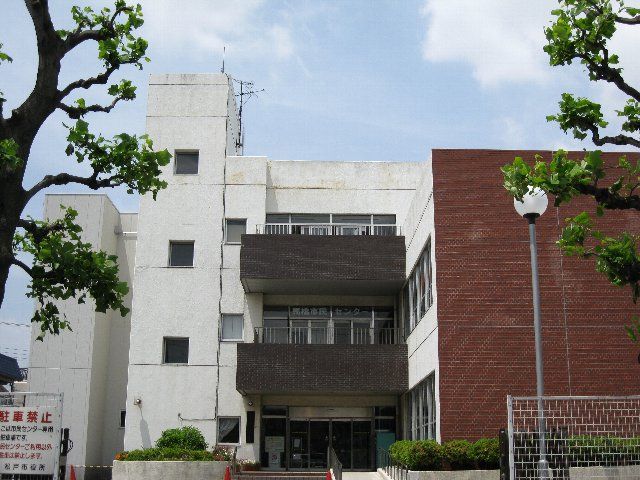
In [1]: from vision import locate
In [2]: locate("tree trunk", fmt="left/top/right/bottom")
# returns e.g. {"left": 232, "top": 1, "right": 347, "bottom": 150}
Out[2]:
{"left": 0, "top": 177, "right": 25, "bottom": 308}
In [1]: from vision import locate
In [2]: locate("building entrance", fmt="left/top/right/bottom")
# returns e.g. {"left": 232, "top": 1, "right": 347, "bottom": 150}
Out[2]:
{"left": 260, "top": 405, "right": 396, "bottom": 471}
{"left": 288, "top": 418, "right": 372, "bottom": 470}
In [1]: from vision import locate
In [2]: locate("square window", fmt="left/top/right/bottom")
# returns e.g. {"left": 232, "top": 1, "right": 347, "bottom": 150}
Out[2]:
{"left": 218, "top": 417, "right": 240, "bottom": 444}
{"left": 169, "top": 241, "right": 194, "bottom": 267}
{"left": 225, "top": 219, "right": 246, "bottom": 244}
{"left": 222, "top": 315, "right": 244, "bottom": 341}
{"left": 120, "top": 410, "right": 126, "bottom": 428}
{"left": 174, "top": 152, "right": 199, "bottom": 174}
{"left": 163, "top": 337, "right": 189, "bottom": 364}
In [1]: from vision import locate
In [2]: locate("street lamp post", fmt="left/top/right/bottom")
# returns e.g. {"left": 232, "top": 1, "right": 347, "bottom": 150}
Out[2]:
{"left": 514, "top": 187, "right": 550, "bottom": 480}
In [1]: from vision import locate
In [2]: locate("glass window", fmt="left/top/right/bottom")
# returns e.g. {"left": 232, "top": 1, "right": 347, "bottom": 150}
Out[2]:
{"left": 408, "top": 373, "right": 436, "bottom": 440}
{"left": 218, "top": 417, "right": 240, "bottom": 444}
{"left": 266, "top": 214, "right": 289, "bottom": 223}
{"left": 332, "top": 214, "right": 371, "bottom": 224}
{"left": 263, "top": 318, "right": 288, "bottom": 344}
{"left": 163, "top": 337, "right": 189, "bottom": 364}
{"left": 373, "top": 215, "right": 396, "bottom": 225}
{"left": 169, "top": 241, "right": 194, "bottom": 267}
{"left": 174, "top": 151, "right": 199, "bottom": 174}
{"left": 120, "top": 410, "right": 126, "bottom": 428}
{"left": 226, "top": 219, "right": 246, "bottom": 244}
{"left": 290, "top": 214, "right": 330, "bottom": 224}
{"left": 222, "top": 315, "right": 244, "bottom": 341}
{"left": 262, "top": 405, "right": 287, "bottom": 417}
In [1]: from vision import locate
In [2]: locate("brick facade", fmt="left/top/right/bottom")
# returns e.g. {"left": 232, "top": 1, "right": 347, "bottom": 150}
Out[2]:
{"left": 432, "top": 149, "right": 640, "bottom": 441}
{"left": 240, "top": 233, "right": 406, "bottom": 294}
{"left": 236, "top": 343, "right": 408, "bottom": 394}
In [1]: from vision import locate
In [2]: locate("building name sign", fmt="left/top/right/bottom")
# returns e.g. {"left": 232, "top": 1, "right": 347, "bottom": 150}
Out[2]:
{"left": 0, "top": 406, "right": 61, "bottom": 476}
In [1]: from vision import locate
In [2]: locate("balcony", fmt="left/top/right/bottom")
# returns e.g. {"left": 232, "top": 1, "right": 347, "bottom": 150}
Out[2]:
{"left": 236, "top": 327, "right": 408, "bottom": 395}
{"left": 240, "top": 223, "right": 406, "bottom": 295}
{"left": 253, "top": 326, "right": 401, "bottom": 345}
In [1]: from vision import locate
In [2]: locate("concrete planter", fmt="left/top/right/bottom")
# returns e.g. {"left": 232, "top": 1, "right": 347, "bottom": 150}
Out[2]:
{"left": 112, "top": 460, "right": 229, "bottom": 480}
{"left": 569, "top": 465, "right": 640, "bottom": 479}
{"left": 379, "top": 468, "right": 499, "bottom": 480}
{"left": 407, "top": 470, "right": 499, "bottom": 480}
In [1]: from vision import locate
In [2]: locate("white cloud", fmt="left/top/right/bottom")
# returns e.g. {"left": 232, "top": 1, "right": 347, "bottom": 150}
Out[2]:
{"left": 140, "top": 0, "right": 295, "bottom": 62}
{"left": 420, "top": 0, "right": 555, "bottom": 87}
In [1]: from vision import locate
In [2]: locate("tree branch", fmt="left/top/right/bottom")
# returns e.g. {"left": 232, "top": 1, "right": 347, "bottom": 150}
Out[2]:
{"left": 578, "top": 51, "right": 640, "bottom": 103}
{"left": 590, "top": 128, "right": 640, "bottom": 149}
{"left": 57, "top": 96, "right": 122, "bottom": 119}
{"left": 10, "top": 257, "right": 32, "bottom": 277}
{"left": 575, "top": 183, "right": 640, "bottom": 211}
{"left": 26, "top": 170, "right": 122, "bottom": 199}
{"left": 61, "top": 5, "right": 131, "bottom": 53}
{"left": 57, "top": 65, "right": 118, "bottom": 101}
{"left": 615, "top": 15, "right": 640, "bottom": 25}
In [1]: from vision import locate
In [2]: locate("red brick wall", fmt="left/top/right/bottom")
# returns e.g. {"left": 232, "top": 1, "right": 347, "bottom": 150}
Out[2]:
{"left": 432, "top": 149, "right": 640, "bottom": 441}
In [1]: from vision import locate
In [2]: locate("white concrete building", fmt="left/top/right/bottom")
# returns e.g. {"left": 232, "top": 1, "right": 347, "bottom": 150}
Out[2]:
{"left": 29, "top": 74, "right": 439, "bottom": 472}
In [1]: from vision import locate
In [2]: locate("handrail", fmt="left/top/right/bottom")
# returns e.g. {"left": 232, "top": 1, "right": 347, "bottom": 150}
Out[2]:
{"left": 254, "top": 326, "right": 403, "bottom": 345}
{"left": 328, "top": 446, "right": 342, "bottom": 480}
{"left": 255, "top": 223, "right": 401, "bottom": 236}
{"left": 378, "top": 448, "right": 408, "bottom": 480}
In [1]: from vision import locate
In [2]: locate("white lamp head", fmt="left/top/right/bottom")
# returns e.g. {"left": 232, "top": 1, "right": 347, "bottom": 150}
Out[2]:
{"left": 514, "top": 187, "right": 548, "bottom": 220}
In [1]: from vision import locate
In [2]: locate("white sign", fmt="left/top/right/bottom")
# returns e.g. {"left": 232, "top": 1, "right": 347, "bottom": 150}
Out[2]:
{"left": 0, "top": 405, "right": 61, "bottom": 476}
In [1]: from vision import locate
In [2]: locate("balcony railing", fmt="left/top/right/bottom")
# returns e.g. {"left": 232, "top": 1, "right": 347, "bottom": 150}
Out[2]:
{"left": 253, "top": 326, "right": 402, "bottom": 345}
{"left": 255, "top": 223, "right": 401, "bottom": 236}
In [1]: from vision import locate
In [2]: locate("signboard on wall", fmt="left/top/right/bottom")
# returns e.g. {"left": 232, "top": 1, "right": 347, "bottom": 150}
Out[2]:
{"left": 0, "top": 405, "right": 62, "bottom": 476}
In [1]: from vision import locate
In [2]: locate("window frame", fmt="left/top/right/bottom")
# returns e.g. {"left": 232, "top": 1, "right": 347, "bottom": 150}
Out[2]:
{"left": 407, "top": 372, "right": 436, "bottom": 441}
{"left": 168, "top": 241, "right": 195, "bottom": 268}
{"left": 174, "top": 150, "right": 199, "bottom": 175}
{"left": 401, "top": 237, "right": 433, "bottom": 337}
{"left": 217, "top": 416, "right": 241, "bottom": 445}
{"left": 221, "top": 314, "right": 244, "bottom": 342}
{"left": 225, "top": 219, "right": 247, "bottom": 245}
{"left": 162, "top": 337, "right": 189, "bottom": 364}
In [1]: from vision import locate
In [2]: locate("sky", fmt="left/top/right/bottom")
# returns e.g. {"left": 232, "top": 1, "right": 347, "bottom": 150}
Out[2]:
{"left": 1, "top": 0, "right": 639, "bottom": 366}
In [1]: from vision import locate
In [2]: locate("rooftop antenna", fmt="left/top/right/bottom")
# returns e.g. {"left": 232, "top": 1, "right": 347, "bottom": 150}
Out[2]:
{"left": 233, "top": 79, "right": 264, "bottom": 152}
{"left": 221, "top": 46, "right": 226, "bottom": 73}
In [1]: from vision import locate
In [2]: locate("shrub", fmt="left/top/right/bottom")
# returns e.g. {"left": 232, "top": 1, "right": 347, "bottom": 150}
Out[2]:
{"left": 442, "top": 440, "right": 474, "bottom": 470}
{"left": 469, "top": 438, "right": 500, "bottom": 469}
{"left": 389, "top": 440, "right": 443, "bottom": 470}
{"left": 239, "top": 460, "right": 261, "bottom": 471}
{"left": 155, "top": 426, "right": 208, "bottom": 451}
{"left": 389, "top": 438, "right": 500, "bottom": 471}
{"left": 211, "top": 445, "right": 233, "bottom": 461}
{"left": 117, "top": 448, "right": 215, "bottom": 461}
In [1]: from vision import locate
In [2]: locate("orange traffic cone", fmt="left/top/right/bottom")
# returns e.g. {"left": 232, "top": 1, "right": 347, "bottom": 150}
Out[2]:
{"left": 326, "top": 470, "right": 332, "bottom": 480}
{"left": 69, "top": 465, "right": 77, "bottom": 480}
{"left": 224, "top": 465, "right": 232, "bottom": 480}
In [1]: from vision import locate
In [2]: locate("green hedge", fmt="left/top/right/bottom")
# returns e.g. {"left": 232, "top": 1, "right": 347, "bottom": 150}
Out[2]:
{"left": 388, "top": 438, "right": 500, "bottom": 471}
{"left": 155, "top": 426, "right": 208, "bottom": 450}
{"left": 116, "top": 448, "right": 217, "bottom": 461}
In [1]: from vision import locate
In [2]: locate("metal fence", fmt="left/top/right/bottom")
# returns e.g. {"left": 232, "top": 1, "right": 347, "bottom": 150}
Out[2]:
{"left": 254, "top": 327, "right": 401, "bottom": 345}
{"left": 377, "top": 448, "right": 408, "bottom": 480}
{"left": 328, "top": 446, "right": 342, "bottom": 480}
{"left": 256, "top": 223, "right": 401, "bottom": 236}
{"left": 508, "top": 395, "right": 640, "bottom": 479}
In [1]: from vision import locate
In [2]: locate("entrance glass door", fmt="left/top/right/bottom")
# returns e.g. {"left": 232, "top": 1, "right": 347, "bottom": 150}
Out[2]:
{"left": 352, "top": 421, "right": 371, "bottom": 469}
{"left": 331, "top": 421, "right": 352, "bottom": 470}
{"left": 309, "top": 421, "right": 330, "bottom": 469}
{"left": 290, "top": 420, "right": 309, "bottom": 469}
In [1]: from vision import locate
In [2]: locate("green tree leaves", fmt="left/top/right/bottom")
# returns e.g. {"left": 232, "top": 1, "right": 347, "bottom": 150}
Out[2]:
{"left": 14, "top": 207, "right": 130, "bottom": 340}
{"left": 62, "top": 119, "right": 170, "bottom": 198}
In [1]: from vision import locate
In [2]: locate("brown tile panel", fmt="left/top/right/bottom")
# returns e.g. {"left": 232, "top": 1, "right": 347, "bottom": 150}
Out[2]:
{"left": 432, "top": 149, "right": 640, "bottom": 441}
{"left": 236, "top": 343, "right": 408, "bottom": 394}
{"left": 240, "top": 234, "right": 406, "bottom": 282}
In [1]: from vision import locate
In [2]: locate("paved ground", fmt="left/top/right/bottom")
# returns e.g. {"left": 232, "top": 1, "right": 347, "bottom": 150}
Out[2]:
{"left": 342, "top": 472, "right": 383, "bottom": 480}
